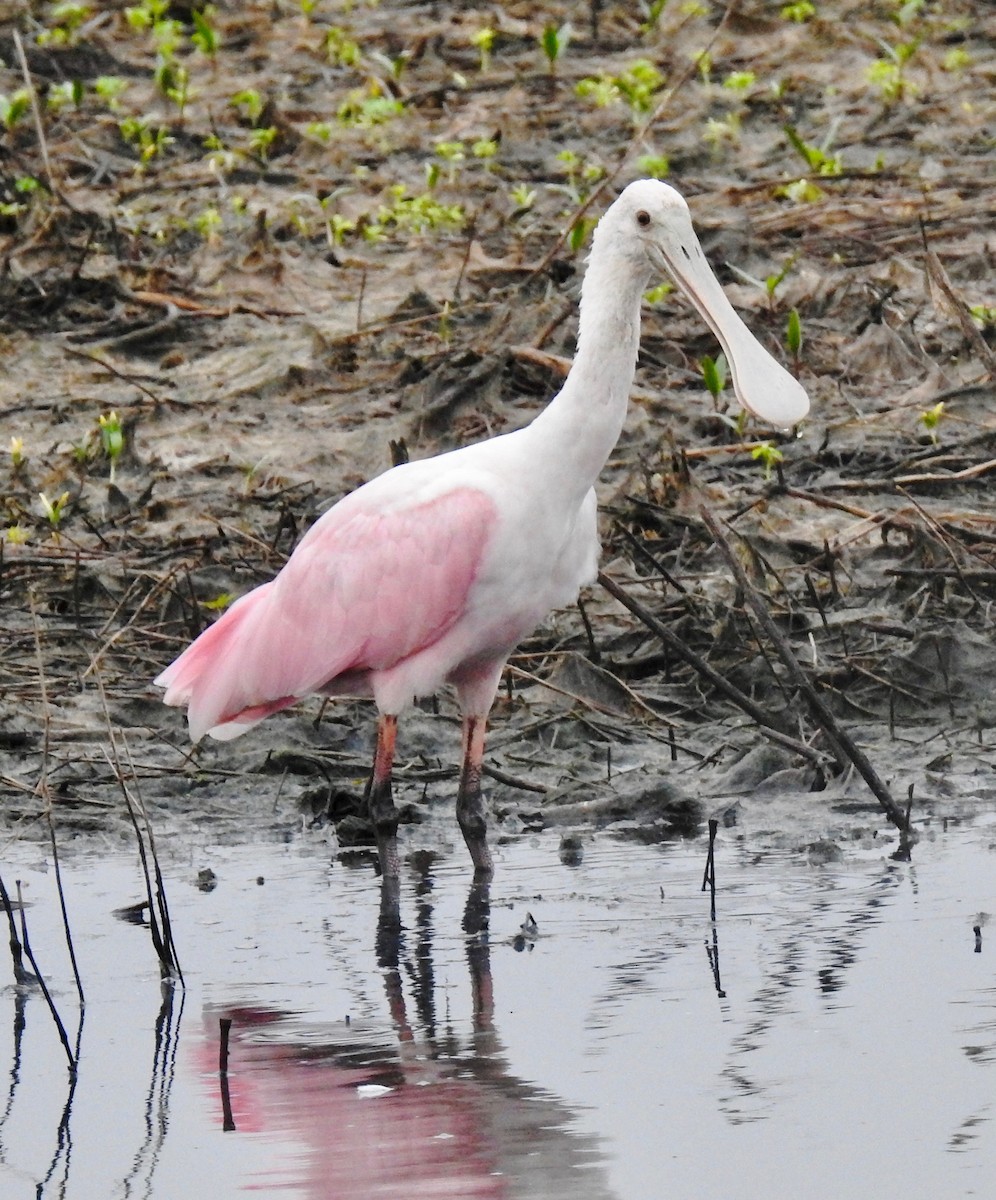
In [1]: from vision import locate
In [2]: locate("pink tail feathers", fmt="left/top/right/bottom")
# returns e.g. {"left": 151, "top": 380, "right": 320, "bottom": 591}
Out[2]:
{"left": 155, "top": 583, "right": 298, "bottom": 742}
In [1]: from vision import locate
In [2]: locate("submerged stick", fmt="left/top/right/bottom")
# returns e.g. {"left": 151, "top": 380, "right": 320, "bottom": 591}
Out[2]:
{"left": 700, "top": 509, "right": 911, "bottom": 834}
{"left": 701, "top": 818, "right": 718, "bottom": 923}
{"left": 15, "top": 881, "right": 77, "bottom": 1075}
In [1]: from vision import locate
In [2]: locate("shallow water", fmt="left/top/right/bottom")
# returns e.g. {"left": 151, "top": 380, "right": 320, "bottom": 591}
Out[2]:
{"left": 1, "top": 817, "right": 995, "bottom": 1200}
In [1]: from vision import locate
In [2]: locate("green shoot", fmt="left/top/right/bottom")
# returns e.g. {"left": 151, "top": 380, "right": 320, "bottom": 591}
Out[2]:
{"left": 47, "top": 80, "right": 84, "bottom": 113}
{"left": 39, "top": 490, "right": 70, "bottom": 530}
{"left": 191, "top": 7, "right": 220, "bottom": 56}
{"left": 10, "top": 435, "right": 25, "bottom": 470}
{"left": 784, "top": 124, "right": 842, "bottom": 176}
{"left": 781, "top": 1, "right": 816, "bottom": 20}
{"left": 203, "top": 592, "right": 235, "bottom": 611}
{"left": 751, "top": 441, "right": 784, "bottom": 480}
{"left": 36, "top": 3, "right": 92, "bottom": 46}
{"left": 785, "top": 308, "right": 803, "bottom": 364}
{"left": 94, "top": 76, "right": 128, "bottom": 109}
{"left": 509, "top": 183, "right": 536, "bottom": 211}
{"left": 919, "top": 402, "right": 945, "bottom": 443}
{"left": 701, "top": 353, "right": 728, "bottom": 403}
{"left": 471, "top": 27, "right": 495, "bottom": 72}
{"left": 325, "top": 27, "right": 362, "bottom": 66}
{"left": 644, "top": 283, "right": 673, "bottom": 304}
{"left": 765, "top": 255, "right": 797, "bottom": 306}
{"left": 119, "top": 116, "right": 174, "bottom": 165}
{"left": 4, "top": 525, "right": 29, "bottom": 545}
{"left": 866, "top": 39, "right": 920, "bottom": 103}
{"left": 723, "top": 70, "right": 756, "bottom": 91}
{"left": 231, "top": 88, "right": 266, "bottom": 124}
{"left": 636, "top": 153, "right": 670, "bottom": 179}
{"left": 98, "top": 410, "right": 124, "bottom": 482}
{"left": 540, "top": 23, "right": 571, "bottom": 73}
{"left": 248, "top": 126, "right": 278, "bottom": 160}
{"left": 0, "top": 90, "right": 32, "bottom": 131}
{"left": 568, "top": 216, "right": 596, "bottom": 254}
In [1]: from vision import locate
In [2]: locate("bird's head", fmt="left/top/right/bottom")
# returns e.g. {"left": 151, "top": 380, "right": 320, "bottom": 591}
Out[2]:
{"left": 593, "top": 179, "right": 810, "bottom": 426}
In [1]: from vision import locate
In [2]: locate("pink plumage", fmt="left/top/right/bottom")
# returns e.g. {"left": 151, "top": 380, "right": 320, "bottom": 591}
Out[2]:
{"left": 156, "top": 487, "right": 496, "bottom": 741}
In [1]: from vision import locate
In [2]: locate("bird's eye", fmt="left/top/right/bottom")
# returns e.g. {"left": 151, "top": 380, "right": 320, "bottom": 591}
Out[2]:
{"left": 636, "top": 210, "right": 651, "bottom": 228}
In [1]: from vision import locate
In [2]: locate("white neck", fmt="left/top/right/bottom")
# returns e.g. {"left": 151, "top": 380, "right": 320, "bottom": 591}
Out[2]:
{"left": 525, "top": 242, "right": 650, "bottom": 500}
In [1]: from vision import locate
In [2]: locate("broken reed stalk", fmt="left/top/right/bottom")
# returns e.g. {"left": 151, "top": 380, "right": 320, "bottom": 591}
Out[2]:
{"left": 701, "top": 818, "right": 718, "bottom": 922}
{"left": 14, "top": 880, "right": 78, "bottom": 1075}
{"left": 95, "top": 675, "right": 183, "bottom": 982}
{"left": 30, "top": 592, "right": 86, "bottom": 1006}
{"left": 699, "top": 509, "right": 911, "bottom": 835}
{"left": 0, "top": 870, "right": 31, "bottom": 983}
{"left": 596, "top": 571, "right": 825, "bottom": 766}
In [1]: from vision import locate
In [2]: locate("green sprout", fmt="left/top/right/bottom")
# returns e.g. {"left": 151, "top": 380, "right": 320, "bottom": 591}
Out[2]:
{"left": 636, "top": 153, "right": 670, "bottom": 179}
{"left": 509, "top": 183, "right": 536, "bottom": 211}
{"left": 203, "top": 591, "right": 235, "bottom": 611}
{"left": 325, "top": 27, "right": 362, "bottom": 66}
{"left": 540, "top": 23, "right": 571, "bottom": 72}
{"left": 248, "top": 126, "right": 278, "bottom": 160}
{"left": 781, "top": 1, "right": 816, "bottom": 20}
{"left": 723, "top": 70, "right": 756, "bottom": 91}
{"left": 866, "top": 40, "right": 920, "bottom": 103}
{"left": 701, "top": 353, "right": 728, "bottom": 402}
{"left": 39, "top": 490, "right": 71, "bottom": 530}
{"left": 4, "top": 524, "right": 29, "bottom": 545}
{"left": 0, "top": 90, "right": 32, "bottom": 131}
{"left": 10, "top": 435, "right": 26, "bottom": 470}
{"left": 37, "top": 3, "right": 92, "bottom": 46}
{"left": 969, "top": 304, "right": 996, "bottom": 330}
{"left": 644, "top": 283, "right": 673, "bottom": 304}
{"left": 191, "top": 7, "right": 219, "bottom": 55}
{"left": 337, "top": 89, "right": 403, "bottom": 128}
{"left": 568, "top": 216, "right": 596, "bottom": 254}
{"left": 119, "top": 116, "right": 174, "bottom": 165}
{"left": 98, "top": 410, "right": 124, "bottom": 481}
{"left": 471, "top": 27, "right": 495, "bottom": 72}
{"left": 765, "top": 255, "right": 797, "bottom": 306}
{"left": 784, "top": 124, "right": 842, "bottom": 177}
{"left": 231, "top": 88, "right": 266, "bottom": 124}
{"left": 703, "top": 113, "right": 741, "bottom": 150}
{"left": 942, "top": 48, "right": 971, "bottom": 72}
{"left": 47, "top": 79, "right": 84, "bottom": 113}
{"left": 785, "top": 308, "right": 803, "bottom": 363}
{"left": 752, "top": 441, "right": 785, "bottom": 480}
{"left": 192, "top": 204, "right": 223, "bottom": 241}
{"left": 919, "top": 401, "right": 945, "bottom": 444}
{"left": 94, "top": 75, "right": 128, "bottom": 109}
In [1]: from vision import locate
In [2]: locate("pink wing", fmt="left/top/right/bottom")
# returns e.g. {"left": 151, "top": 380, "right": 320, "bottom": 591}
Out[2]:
{"left": 156, "top": 486, "right": 497, "bottom": 741}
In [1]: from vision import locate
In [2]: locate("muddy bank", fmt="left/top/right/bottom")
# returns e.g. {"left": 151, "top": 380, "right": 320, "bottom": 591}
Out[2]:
{"left": 1, "top": 1, "right": 995, "bottom": 857}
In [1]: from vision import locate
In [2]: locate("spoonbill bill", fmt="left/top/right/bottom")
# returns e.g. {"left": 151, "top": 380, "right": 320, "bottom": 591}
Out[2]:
{"left": 156, "top": 179, "right": 809, "bottom": 877}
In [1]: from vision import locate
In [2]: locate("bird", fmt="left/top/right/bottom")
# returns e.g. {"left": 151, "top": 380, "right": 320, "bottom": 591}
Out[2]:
{"left": 156, "top": 179, "right": 809, "bottom": 878}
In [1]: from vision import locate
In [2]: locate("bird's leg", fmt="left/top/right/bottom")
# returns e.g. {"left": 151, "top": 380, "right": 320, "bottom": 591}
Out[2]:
{"left": 368, "top": 714, "right": 401, "bottom": 878}
{"left": 457, "top": 714, "right": 493, "bottom": 877}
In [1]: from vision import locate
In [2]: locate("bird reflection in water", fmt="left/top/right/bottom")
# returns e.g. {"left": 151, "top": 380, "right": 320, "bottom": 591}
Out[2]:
{"left": 199, "top": 858, "right": 616, "bottom": 1200}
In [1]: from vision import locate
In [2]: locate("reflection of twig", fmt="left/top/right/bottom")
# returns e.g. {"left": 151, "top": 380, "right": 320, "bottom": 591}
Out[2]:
{"left": 120, "top": 983, "right": 186, "bottom": 1193}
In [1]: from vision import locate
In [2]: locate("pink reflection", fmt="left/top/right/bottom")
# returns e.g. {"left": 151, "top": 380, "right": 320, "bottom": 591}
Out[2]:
{"left": 190, "top": 877, "right": 613, "bottom": 1200}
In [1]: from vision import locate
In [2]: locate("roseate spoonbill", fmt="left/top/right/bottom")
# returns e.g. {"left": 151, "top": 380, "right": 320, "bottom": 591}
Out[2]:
{"left": 156, "top": 179, "right": 809, "bottom": 877}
